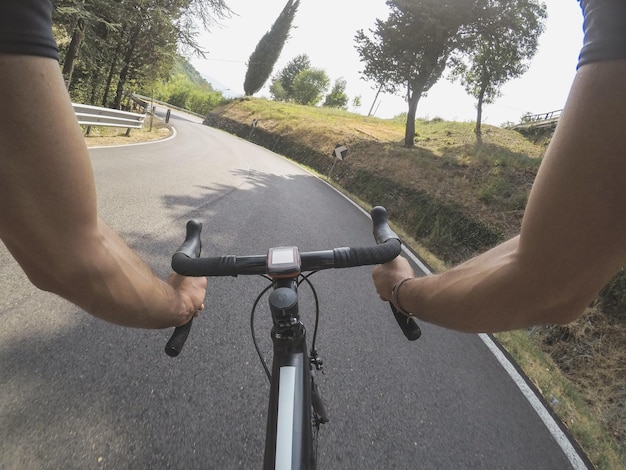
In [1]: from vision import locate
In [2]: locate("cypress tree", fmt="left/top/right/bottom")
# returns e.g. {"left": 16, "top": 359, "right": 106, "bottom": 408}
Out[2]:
{"left": 243, "top": 0, "right": 300, "bottom": 96}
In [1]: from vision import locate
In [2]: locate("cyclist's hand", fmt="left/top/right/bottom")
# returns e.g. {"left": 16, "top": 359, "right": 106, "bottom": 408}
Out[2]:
{"left": 167, "top": 272, "right": 208, "bottom": 325}
{"left": 372, "top": 256, "right": 414, "bottom": 301}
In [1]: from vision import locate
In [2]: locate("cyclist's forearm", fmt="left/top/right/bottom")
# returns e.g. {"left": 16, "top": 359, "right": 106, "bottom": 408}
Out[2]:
{"left": 390, "top": 237, "right": 570, "bottom": 333}
{"left": 2, "top": 217, "right": 200, "bottom": 328}
{"left": 58, "top": 219, "right": 200, "bottom": 328}
{"left": 0, "top": 55, "right": 204, "bottom": 329}
{"left": 373, "top": 238, "right": 539, "bottom": 332}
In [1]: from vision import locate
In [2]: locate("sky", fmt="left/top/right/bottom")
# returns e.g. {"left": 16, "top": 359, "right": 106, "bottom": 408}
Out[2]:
{"left": 190, "top": 0, "right": 584, "bottom": 126}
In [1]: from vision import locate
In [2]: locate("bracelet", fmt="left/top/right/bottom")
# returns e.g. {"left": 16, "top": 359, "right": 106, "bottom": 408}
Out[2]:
{"left": 391, "top": 278, "right": 413, "bottom": 317}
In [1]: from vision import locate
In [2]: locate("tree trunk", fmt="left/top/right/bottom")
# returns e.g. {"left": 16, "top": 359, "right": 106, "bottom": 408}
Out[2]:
{"left": 62, "top": 18, "right": 85, "bottom": 89}
{"left": 102, "top": 43, "right": 122, "bottom": 107}
{"left": 113, "top": 27, "right": 140, "bottom": 109}
{"left": 114, "top": 62, "right": 130, "bottom": 110}
{"left": 475, "top": 86, "right": 486, "bottom": 146}
{"left": 404, "top": 83, "right": 424, "bottom": 147}
{"left": 475, "top": 96, "right": 483, "bottom": 146}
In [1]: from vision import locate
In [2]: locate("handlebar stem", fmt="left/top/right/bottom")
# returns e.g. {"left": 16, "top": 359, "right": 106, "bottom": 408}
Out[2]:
{"left": 269, "top": 279, "right": 302, "bottom": 336}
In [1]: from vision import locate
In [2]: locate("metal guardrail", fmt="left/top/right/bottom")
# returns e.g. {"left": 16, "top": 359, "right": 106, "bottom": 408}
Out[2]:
{"left": 523, "top": 109, "right": 563, "bottom": 122}
{"left": 130, "top": 93, "right": 206, "bottom": 119}
{"left": 72, "top": 103, "right": 146, "bottom": 135}
{"left": 509, "top": 109, "right": 563, "bottom": 132}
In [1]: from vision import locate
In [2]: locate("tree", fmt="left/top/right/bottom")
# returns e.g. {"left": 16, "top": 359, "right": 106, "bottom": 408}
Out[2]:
{"left": 177, "top": 0, "right": 233, "bottom": 56}
{"left": 269, "top": 79, "right": 288, "bottom": 102}
{"left": 270, "top": 54, "right": 311, "bottom": 101}
{"left": 323, "top": 78, "right": 349, "bottom": 109}
{"left": 450, "top": 0, "right": 547, "bottom": 144}
{"left": 53, "top": 0, "right": 122, "bottom": 90}
{"left": 269, "top": 55, "right": 332, "bottom": 106}
{"left": 291, "top": 68, "right": 330, "bottom": 105}
{"left": 243, "top": 0, "right": 301, "bottom": 96}
{"left": 53, "top": 0, "right": 232, "bottom": 107}
{"left": 355, "top": 0, "right": 478, "bottom": 147}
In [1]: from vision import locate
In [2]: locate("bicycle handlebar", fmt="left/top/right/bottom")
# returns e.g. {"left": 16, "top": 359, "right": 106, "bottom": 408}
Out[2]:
{"left": 165, "top": 206, "right": 420, "bottom": 357}
{"left": 171, "top": 206, "right": 401, "bottom": 277}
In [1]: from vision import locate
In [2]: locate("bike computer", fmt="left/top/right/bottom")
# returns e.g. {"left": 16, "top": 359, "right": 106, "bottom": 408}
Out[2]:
{"left": 267, "top": 246, "right": 301, "bottom": 278}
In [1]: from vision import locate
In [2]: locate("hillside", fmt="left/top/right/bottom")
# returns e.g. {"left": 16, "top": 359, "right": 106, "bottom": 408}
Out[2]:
{"left": 207, "top": 98, "right": 545, "bottom": 260}
{"left": 203, "top": 97, "right": 625, "bottom": 469}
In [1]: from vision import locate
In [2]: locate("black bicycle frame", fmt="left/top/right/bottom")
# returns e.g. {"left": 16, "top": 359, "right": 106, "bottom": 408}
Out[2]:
{"left": 262, "top": 278, "right": 315, "bottom": 470}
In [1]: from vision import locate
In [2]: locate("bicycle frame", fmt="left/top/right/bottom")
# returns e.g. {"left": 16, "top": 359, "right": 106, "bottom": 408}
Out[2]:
{"left": 263, "top": 278, "right": 315, "bottom": 470}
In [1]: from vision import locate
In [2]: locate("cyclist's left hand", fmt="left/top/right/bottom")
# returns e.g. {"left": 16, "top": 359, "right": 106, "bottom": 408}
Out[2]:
{"left": 167, "top": 273, "right": 208, "bottom": 325}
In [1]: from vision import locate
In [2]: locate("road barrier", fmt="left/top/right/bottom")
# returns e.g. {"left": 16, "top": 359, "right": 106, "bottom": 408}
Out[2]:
{"left": 72, "top": 103, "right": 146, "bottom": 136}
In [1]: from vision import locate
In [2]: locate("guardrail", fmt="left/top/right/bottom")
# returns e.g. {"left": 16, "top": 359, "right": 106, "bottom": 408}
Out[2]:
{"left": 509, "top": 109, "right": 562, "bottom": 132}
{"left": 524, "top": 109, "right": 562, "bottom": 122}
{"left": 130, "top": 93, "right": 206, "bottom": 119}
{"left": 72, "top": 103, "right": 146, "bottom": 136}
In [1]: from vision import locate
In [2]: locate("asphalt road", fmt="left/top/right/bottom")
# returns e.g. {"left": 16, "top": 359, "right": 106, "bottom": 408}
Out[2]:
{"left": 0, "top": 110, "right": 587, "bottom": 469}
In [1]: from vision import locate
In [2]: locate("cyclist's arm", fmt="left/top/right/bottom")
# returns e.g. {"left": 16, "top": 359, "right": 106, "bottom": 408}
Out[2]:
{"left": 373, "top": 58, "right": 626, "bottom": 333}
{"left": 0, "top": 54, "right": 207, "bottom": 328}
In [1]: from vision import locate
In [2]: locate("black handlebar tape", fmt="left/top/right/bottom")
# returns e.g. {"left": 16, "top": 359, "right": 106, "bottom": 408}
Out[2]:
{"left": 165, "top": 318, "right": 193, "bottom": 357}
{"left": 389, "top": 303, "right": 422, "bottom": 341}
{"left": 172, "top": 254, "right": 238, "bottom": 277}
{"left": 371, "top": 206, "right": 400, "bottom": 244}
{"left": 333, "top": 239, "right": 401, "bottom": 268}
{"left": 166, "top": 220, "right": 203, "bottom": 357}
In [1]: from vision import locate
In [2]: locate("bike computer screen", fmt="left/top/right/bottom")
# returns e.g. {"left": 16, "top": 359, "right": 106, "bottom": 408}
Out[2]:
{"left": 267, "top": 246, "right": 301, "bottom": 278}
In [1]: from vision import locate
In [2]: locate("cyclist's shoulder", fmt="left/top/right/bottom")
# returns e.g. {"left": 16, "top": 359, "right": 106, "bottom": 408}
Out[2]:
{"left": 0, "top": 0, "right": 58, "bottom": 61}
{"left": 578, "top": 0, "right": 626, "bottom": 68}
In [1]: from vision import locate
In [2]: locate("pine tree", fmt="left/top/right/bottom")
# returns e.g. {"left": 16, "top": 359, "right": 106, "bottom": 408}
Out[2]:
{"left": 243, "top": 0, "right": 300, "bottom": 96}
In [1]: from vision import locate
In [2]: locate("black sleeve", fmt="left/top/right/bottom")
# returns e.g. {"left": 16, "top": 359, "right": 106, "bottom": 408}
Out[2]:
{"left": 0, "top": 0, "right": 59, "bottom": 61}
{"left": 578, "top": 0, "right": 626, "bottom": 68}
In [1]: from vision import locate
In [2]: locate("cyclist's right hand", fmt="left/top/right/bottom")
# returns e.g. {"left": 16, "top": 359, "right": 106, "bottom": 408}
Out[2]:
{"left": 372, "top": 255, "right": 415, "bottom": 302}
{"left": 167, "top": 272, "right": 207, "bottom": 326}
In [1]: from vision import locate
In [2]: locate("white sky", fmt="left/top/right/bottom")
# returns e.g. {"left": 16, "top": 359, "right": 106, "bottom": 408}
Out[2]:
{"left": 190, "top": 0, "right": 584, "bottom": 125}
